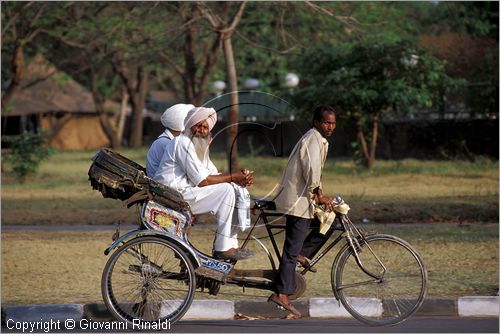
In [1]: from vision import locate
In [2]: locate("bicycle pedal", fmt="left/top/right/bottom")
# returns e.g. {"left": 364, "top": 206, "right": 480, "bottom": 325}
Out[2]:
{"left": 275, "top": 305, "right": 285, "bottom": 311}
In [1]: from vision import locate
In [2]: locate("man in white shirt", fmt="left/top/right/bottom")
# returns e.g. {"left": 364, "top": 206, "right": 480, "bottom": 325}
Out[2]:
{"left": 154, "top": 107, "right": 254, "bottom": 261}
{"left": 146, "top": 103, "right": 194, "bottom": 177}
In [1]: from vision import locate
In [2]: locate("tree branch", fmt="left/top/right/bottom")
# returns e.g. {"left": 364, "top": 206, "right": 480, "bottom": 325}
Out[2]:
{"left": 226, "top": 1, "right": 247, "bottom": 34}
{"left": 196, "top": 2, "right": 221, "bottom": 29}
{"left": 27, "top": 2, "right": 48, "bottom": 29}
{"left": 234, "top": 30, "right": 300, "bottom": 54}
{"left": 1, "top": 2, "right": 33, "bottom": 40}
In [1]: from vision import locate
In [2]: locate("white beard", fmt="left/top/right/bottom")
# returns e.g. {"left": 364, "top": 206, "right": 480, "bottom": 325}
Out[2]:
{"left": 192, "top": 136, "right": 210, "bottom": 163}
{"left": 185, "top": 129, "right": 211, "bottom": 164}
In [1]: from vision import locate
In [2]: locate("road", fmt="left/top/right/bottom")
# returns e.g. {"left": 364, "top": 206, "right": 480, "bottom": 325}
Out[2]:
{"left": 2, "top": 317, "right": 498, "bottom": 333}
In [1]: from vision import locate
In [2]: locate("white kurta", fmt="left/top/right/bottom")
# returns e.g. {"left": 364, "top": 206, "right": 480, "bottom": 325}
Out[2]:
{"left": 154, "top": 134, "right": 239, "bottom": 251}
{"left": 146, "top": 130, "right": 175, "bottom": 178}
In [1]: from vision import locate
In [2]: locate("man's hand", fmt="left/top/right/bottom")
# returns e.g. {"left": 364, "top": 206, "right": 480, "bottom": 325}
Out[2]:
{"left": 314, "top": 187, "right": 334, "bottom": 210}
{"left": 316, "top": 193, "right": 334, "bottom": 211}
{"left": 198, "top": 169, "right": 254, "bottom": 187}
{"left": 231, "top": 169, "right": 254, "bottom": 187}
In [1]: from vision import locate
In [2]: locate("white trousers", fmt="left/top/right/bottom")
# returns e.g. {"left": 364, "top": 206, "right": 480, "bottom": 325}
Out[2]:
{"left": 181, "top": 183, "right": 239, "bottom": 252}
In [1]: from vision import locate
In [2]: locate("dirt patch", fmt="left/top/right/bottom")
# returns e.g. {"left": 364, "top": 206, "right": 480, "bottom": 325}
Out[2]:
{"left": 1, "top": 208, "right": 135, "bottom": 226}
{"left": 2, "top": 200, "right": 497, "bottom": 227}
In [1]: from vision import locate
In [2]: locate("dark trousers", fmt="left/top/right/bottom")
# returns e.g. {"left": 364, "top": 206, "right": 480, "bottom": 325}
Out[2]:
{"left": 276, "top": 215, "right": 311, "bottom": 294}
{"left": 276, "top": 215, "right": 338, "bottom": 295}
{"left": 300, "top": 216, "right": 337, "bottom": 259}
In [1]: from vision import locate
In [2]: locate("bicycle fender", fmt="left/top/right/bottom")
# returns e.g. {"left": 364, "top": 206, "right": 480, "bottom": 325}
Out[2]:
{"left": 103, "top": 229, "right": 201, "bottom": 267}
{"left": 331, "top": 233, "right": 381, "bottom": 301}
{"left": 331, "top": 238, "right": 355, "bottom": 301}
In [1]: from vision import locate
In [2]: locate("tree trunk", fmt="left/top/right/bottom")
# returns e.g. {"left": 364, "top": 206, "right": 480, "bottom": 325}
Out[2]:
{"left": 196, "top": 1, "right": 246, "bottom": 171}
{"left": 129, "top": 67, "right": 149, "bottom": 148}
{"left": 47, "top": 114, "right": 72, "bottom": 144}
{"left": 223, "top": 35, "right": 239, "bottom": 172}
{"left": 368, "top": 112, "right": 379, "bottom": 169}
{"left": 356, "top": 112, "right": 379, "bottom": 169}
{"left": 356, "top": 119, "right": 370, "bottom": 167}
{"left": 184, "top": 21, "right": 197, "bottom": 104}
{"left": 1, "top": 43, "right": 25, "bottom": 112}
{"left": 90, "top": 67, "right": 121, "bottom": 149}
{"left": 116, "top": 85, "right": 128, "bottom": 143}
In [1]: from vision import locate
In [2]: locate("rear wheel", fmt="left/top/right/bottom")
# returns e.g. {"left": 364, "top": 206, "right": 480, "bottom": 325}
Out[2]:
{"left": 102, "top": 236, "right": 196, "bottom": 326}
{"left": 333, "top": 234, "right": 427, "bottom": 326}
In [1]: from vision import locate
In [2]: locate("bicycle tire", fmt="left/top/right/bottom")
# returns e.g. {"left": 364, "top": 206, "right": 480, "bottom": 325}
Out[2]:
{"left": 332, "top": 234, "right": 427, "bottom": 326}
{"left": 102, "top": 236, "right": 196, "bottom": 326}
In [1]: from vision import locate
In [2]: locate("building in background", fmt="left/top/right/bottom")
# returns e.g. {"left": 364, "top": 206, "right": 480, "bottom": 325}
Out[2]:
{"left": 1, "top": 54, "right": 119, "bottom": 150}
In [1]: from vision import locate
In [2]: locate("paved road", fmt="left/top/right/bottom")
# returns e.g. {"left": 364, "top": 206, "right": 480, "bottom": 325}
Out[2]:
{"left": 2, "top": 317, "right": 498, "bottom": 333}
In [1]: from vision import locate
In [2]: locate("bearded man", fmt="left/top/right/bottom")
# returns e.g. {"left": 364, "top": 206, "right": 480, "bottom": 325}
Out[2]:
{"left": 146, "top": 103, "right": 193, "bottom": 177}
{"left": 154, "top": 107, "right": 254, "bottom": 261}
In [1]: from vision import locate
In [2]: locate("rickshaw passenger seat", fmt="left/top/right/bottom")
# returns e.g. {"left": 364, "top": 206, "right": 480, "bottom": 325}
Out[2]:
{"left": 253, "top": 198, "right": 276, "bottom": 210}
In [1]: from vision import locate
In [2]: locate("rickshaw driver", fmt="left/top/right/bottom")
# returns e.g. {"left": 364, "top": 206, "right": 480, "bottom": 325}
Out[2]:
{"left": 154, "top": 107, "right": 255, "bottom": 261}
{"left": 269, "top": 105, "right": 337, "bottom": 318}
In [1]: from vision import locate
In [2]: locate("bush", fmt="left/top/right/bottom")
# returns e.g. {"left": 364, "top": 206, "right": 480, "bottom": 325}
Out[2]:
{"left": 4, "top": 131, "right": 53, "bottom": 182}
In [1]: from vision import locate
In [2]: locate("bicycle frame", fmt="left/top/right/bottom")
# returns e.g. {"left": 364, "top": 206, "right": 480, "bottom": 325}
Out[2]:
{"left": 234, "top": 201, "right": 391, "bottom": 300}
{"left": 104, "top": 198, "right": 388, "bottom": 299}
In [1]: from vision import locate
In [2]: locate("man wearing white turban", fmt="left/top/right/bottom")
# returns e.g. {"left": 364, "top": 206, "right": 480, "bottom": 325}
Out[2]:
{"left": 146, "top": 103, "right": 194, "bottom": 177}
{"left": 154, "top": 107, "right": 255, "bottom": 261}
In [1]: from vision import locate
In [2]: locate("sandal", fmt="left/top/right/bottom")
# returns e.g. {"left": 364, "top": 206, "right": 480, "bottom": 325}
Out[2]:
{"left": 297, "top": 255, "right": 317, "bottom": 273}
{"left": 283, "top": 313, "right": 301, "bottom": 320}
{"left": 267, "top": 293, "right": 302, "bottom": 318}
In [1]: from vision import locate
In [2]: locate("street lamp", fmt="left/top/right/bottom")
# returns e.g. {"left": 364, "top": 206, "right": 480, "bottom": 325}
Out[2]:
{"left": 212, "top": 80, "right": 226, "bottom": 96}
{"left": 285, "top": 73, "right": 299, "bottom": 88}
{"left": 244, "top": 78, "right": 259, "bottom": 90}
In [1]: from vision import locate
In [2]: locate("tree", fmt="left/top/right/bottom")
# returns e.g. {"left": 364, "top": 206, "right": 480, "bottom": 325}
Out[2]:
{"left": 290, "top": 39, "right": 459, "bottom": 168}
{"left": 137, "top": 2, "right": 223, "bottom": 106}
{"left": 1, "top": 2, "right": 49, "bottom": 112}
{"left": 38, "top": 2, "right": 129, "bottom": 148}
{"left": 44, "top": 2, "right": 157, "bottom": 148}
{"left": 197, "top": 1, "right": 247, "bottom": 172}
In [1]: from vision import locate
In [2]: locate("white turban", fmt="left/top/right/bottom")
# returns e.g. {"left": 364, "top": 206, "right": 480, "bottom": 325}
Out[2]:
{"left": 184, "top": 107, "right": 217, "bottom": 132}
{"left": 160, "top": 103, "right": 194, "bottom": 131}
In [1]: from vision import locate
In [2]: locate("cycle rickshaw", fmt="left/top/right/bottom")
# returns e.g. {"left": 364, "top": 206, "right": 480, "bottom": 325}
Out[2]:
{"left": 88, "top": 148, "right": 428, "bottom": 327}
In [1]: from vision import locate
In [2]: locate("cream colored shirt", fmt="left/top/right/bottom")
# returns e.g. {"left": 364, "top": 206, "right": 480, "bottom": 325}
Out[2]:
{"left": 274, "top": 128, "right": 329, "bottom": 219}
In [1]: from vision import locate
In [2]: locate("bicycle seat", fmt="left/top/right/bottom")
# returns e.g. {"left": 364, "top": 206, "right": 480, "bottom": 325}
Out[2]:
{"left": 253, "top": 198, "right": 276, "bottom": 210}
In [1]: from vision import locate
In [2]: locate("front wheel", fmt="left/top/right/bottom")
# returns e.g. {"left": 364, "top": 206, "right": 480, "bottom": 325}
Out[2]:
{"left": 332, "top": 234, "right": 427, "bottom": 326}
{"left": 101, "top": 236, "right": 196, "bottom": 326}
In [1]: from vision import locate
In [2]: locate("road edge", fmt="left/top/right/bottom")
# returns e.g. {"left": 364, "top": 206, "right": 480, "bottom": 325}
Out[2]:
{"left": 2, "top": 296, "right": 498, "bottom": 322}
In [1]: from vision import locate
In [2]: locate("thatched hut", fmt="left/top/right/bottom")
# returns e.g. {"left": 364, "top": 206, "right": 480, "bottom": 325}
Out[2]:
{"left": 1, "top": 54, "right": 118, "bottom": 149}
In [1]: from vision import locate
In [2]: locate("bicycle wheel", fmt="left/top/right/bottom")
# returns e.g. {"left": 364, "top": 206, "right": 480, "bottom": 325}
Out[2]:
{"left": 333, "top": 234, "right": 427, "bottom": 326}
{"left": 102, "top": 236, "right": 196, "bottom": 326}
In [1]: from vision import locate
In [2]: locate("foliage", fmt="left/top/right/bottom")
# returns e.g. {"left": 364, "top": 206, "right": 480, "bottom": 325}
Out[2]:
{"left": 288, "top": 37, "right": 462, "bottom": 168}
{"left": 1, "top": 2, "right": 497, "bottom": 152}
{"left": 293, "top": 38, "right": 458, "bottom": 115}
{"left": 427, "top": 2, "right": 499, "bottom": 39}
{"left": 4, "top": 131, "right": 54, "bottom": 183}
{"left": 419, "top": 31, "right": 498, "bottom": 118}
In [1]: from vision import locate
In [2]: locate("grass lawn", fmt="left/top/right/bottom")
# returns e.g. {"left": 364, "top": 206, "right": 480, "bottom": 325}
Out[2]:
{"left": 1, "top": 148, "right": 498, "bottom": 225}
{"left": 1, "top": 224, "right": 498, "bottom": 305}
{"left": 1, "top": 148, "right": 498, "bottom": 304}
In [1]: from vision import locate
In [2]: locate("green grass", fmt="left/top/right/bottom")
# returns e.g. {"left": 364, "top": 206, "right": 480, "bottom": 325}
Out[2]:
{"left": 1, "top": 224, "right": 497, "bottom": 305}
{"left": 1, "top": 148, "right": 498, "bottom": 304}
{"left": 2, "top": 148, "right": 497, "bottom": 224}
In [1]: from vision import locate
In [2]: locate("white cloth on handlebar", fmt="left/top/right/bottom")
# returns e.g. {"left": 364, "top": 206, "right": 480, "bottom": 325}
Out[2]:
{"left": 315, "top": 202, "right": 350, "bottom": 235}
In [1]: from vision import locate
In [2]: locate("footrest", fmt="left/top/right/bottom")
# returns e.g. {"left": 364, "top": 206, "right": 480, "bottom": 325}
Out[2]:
{"left": 195, "top": 267, "right": 227, "bottom": 282}
{"left": 253, "top": 198, "right": 276, "bottom": 210}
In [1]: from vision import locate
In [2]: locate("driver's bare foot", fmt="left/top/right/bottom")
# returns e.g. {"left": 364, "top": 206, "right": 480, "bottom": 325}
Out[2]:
{"left": 268, "top": 293, "right": 302, "bottom": 318}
